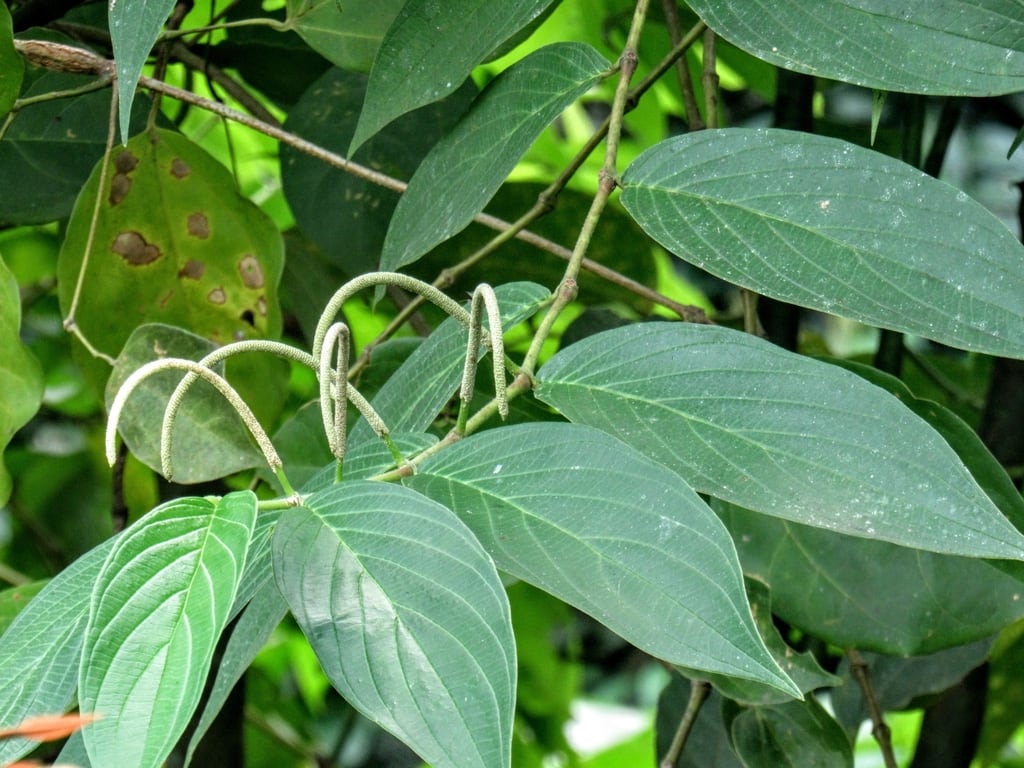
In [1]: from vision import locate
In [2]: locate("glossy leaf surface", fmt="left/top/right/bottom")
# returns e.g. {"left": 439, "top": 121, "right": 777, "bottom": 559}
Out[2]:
{"left": 0, "top": 256, "right": 42, "bottom": 506}
{"left": 350, "top": 0, "right": 559, "bottom": 152}
{"left": 80, "top": 492, "right": 257, "bottom": 768}
{"left": 381, "top": 43, "right": 610, "bottom": 272}
{"left": 407, "top": 423, "right": 799, "bottom": 696}
{"left": 621, "top": 129, "right": 1024, "bottom": 358}
{"left": 273, "top": 481, "right": 515, "bottom": 768}
{"left": 536, "top": 322, "right": 1024, "bottom": 560}
{"left": 689, "top": 0, "right": 1024, "bottom": 96}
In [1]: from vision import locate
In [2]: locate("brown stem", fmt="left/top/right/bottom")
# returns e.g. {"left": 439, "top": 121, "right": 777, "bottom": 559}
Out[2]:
{"left": 660, "top": 0, "right": 704, "bottom": 130}
{"left": 847, "top": 649, "right": 898, "bottom": 768}
{"left": 660, "top": 679, "right": 710, "bottom": 767}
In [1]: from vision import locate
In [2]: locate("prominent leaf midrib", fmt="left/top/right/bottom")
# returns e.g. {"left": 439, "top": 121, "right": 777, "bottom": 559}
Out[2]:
{"left": 433, "top": 473, "right": 762, "bottom": 658}
{"left": 306, "top": 504, "right": 509, "bottom": 698}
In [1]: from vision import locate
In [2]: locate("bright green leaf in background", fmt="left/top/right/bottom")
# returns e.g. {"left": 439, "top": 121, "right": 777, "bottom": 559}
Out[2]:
{"left": 536, "top": 322, "right": 1024, "bottom": 560}
{"left": 407, "top": 423, "right": 800, "bottom": 697}
{"left": 108, "top": 0, "right": 176, "bottom": 141}
{"left": 0, "top": 1, "right": 23, "bottom": 118}
{"left": 284, "top": 0, "right": 403, "bottom": 72}
{"left": 80, "top": 492, "right": 257, "bottom": 768}
{"left": 273, "top": 481, "right": 515, "bottom": 768}
{"left": 621, "top": 129, "right": 1024, "bottom": 359}
{"left": 0, "top": 539, "right": 114, "bottom": 766}
{"left": 0, "top": 256, "right": 43, "bottom": 507}
{"left": 688, "top": 0, "right": 1024, "bottom": 96}
{"left": 57, "top": 128, "right": 285, "bottom": 395}
{"left": 380, "top": 43, "right": 610, "bottom": 273}
{"left": 349, "top": 0, "right": 559, "bottom": 153}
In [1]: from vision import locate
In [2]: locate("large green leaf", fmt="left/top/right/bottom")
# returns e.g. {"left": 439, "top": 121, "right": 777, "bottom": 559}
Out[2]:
{"left": 347, "top": 281, "right": 550, "bottom": 447}
{"left": 58, "top": 128, "right": 284, "bottom": 391}
{"left": 0, "top": 539, "right": 114, "bottom": 766}
{"left": 718, "top": 500, "right": 1024, "bottom": 655}
{"left": 0, "top": 256, "right": 42, "bottom": 506}
{"left": 688, "top": 0, "right": 1024, "bottom": 96}
{"left": 0, "top": 2, "right": 22, "bottom": 118}
{"left": 105, "top": 324, "right": 265, "bottom": 482}
{"left": 380, "top": 43, "right": 610, "bottom": 273}
{"left": 273, "top": 481, "right": 515, "bottom": 768}
{"left": 350, "top": 0, "right": 560, "bottom": 153}
{"left": 535, "top": 322, "right": 1024, "bottom": 560}
{"left": 284, "top": 0, "right": 404, "bottom": 72}
{"left": 406, "top": 423, "right": 799, "bottom": 697}
{"left": 281, "top": 67, "right": 476, "bottom": 277}
{"left": 109, "top": 0, "right": 176, "bottom": 141}
{"left": 80, "top": 492, "right": 257, "bottom": 768}
{"left": 620, "top": 129, "right": 1024, "bottom": 359}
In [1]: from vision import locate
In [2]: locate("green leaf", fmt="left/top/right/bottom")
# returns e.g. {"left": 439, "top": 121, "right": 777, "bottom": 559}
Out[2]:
{"left": 0, "top": 539, "right": 113, "bottom": 766}
{"left": 535, "top": 322, "right": 1024, "bottom": 560}
{"left": 406, "top": 422, "right": 799, "bottom": 697}
{"left": 284, "top": 0, "right": 404, "bottom": 72}
{"left": 620, "top": 129, "right": 1024, "bottom": 359}
{"left": 350, "top": 0, "right": 560, "bottom": 153}
{"left": 726, "top": 696, "right": 852, "bottom": 768}
{"left": 0, "top": 580, "right": 48, "bottom": 635}
{"left": 109, "top": 0, "right": 176, "bottom": 141}
{"left": 281, "top": 67, "right": 476, "bottom": 277}
{"left": 185, "top": 578, "right": 288, "bottom": 766}
{"left": 58, "top": 128, "right": 284, "bottom": 391}
{"left": 0, "top": 255, "right": 43, "bottom": 507}
{"left": 0, "top": 2, "right": 22, "bottom": 118}
{"left": 380, "top": 43, "right": 610, "bottom": 273}
{"left": 105, "top": 324, "right": 265, "bottom": 482}
{"left": 718, "top": 500, "right": 1024, "bottom": 655}
{"left": 80, "top": 491, "right": 257, "bottom": 768}
{"left": 273, "top": 481, "right": 515, "bottom": 768}
{"left": 688, "top": 0, "right": 1024, "bottom": 96}
{"left": 347, "top": 281, "right": 550, "bottom": 447}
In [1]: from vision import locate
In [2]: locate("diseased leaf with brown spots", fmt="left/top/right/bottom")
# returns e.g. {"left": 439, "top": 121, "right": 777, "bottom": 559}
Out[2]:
{"left": 59, "top": 128, "right": 283, "bottom": 361}
{"left": 57, "top": 128, "right": 288, "bottom": 468}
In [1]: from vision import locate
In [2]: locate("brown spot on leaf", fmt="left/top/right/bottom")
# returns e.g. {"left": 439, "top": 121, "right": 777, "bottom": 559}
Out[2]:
{"left": 111, "top": 231, "right": 161, "bottom": 265}
{"left": 170, "top": 158, "right": 190, "bottom": 179}
{"left": 257, "top": 296, "right": 267, "bottom": 316}
{"left": 108, "top": 174, "right": 132, "bottom": 205}
{"left": 159, "top": 290, "right": 174, "bottom": 308}
{"left": 238, "top": 254, "right": 264, "bottom": 289}
{"left": 208, "top": 286, "right": 226, "bottom": 304}
{"left": 178, "top": 259, "right": 205, "bottom": 279}
{"left": 114, "top": 150, "right": 139, "bottom": 174}
{"left": 187, "top": 212, "right": 209, "bottom": 238}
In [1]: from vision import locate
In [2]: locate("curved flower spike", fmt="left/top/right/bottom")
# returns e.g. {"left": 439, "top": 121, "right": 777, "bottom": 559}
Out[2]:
{"left": 319, "top": 322, "right": 350, "bottom": 461}
{"left": 457, "top": 284, "right": 508, "bottom": 433}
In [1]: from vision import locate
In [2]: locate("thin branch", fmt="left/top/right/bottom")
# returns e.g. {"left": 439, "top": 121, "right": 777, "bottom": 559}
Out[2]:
{"left": 847, "top": 649, "right": 899, "bottom": 768}
{"left": 660, "top": 679, "right": 710, "bottom": 768}
{"left": 660, "top": 0, "right": 704, "bottom": 130}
